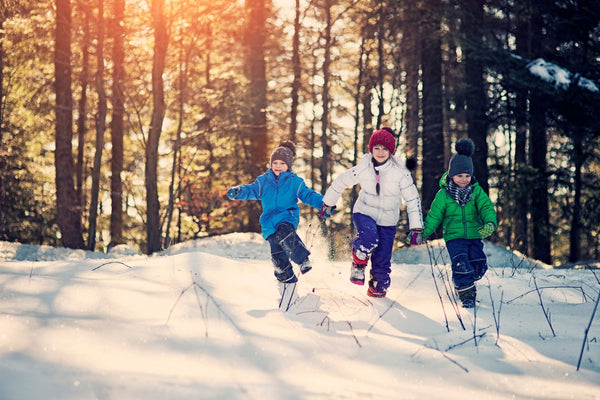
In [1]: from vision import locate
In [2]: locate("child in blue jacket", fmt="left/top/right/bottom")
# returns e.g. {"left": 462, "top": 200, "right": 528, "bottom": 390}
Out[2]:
{"left": 227, "top": 142, "right": 324, "bottom": 284}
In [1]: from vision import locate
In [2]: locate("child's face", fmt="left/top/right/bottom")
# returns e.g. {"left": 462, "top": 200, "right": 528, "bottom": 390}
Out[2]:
{"left": 452, "top": 173, "right": 472, "bottom": 188}
{"left": 372, "top": 144, "right": 390, "bottom": 163}
{"left": 271, "top": 160, "right": 289, "bottom": 176}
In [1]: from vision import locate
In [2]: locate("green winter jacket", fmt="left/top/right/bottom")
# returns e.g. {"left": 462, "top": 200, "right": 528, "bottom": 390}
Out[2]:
{"left": 423, "top": 172, "right": 497, "bottom": 241}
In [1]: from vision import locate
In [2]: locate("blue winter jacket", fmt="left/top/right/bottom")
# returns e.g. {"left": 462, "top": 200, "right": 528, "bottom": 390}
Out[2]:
{"left": 234, "top": 170, "right": 324, "bottom": 239}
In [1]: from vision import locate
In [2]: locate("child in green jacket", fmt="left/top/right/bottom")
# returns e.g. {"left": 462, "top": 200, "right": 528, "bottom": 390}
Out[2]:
{"left": 422, "top": 138, "right": 497, "bottom": 308}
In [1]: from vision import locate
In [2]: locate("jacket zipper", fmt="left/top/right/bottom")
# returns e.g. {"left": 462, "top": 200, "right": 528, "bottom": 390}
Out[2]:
{"left": 462, "top": 205, "right": 467, "bottom": 238}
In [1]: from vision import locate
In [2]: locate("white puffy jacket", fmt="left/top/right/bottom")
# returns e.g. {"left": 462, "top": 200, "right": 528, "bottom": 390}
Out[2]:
{"left": 323, "top": 154, "right": 423, "bottom": 229}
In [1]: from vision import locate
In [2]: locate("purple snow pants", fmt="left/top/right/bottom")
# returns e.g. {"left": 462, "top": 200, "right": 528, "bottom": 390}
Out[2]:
{"left": 352, "top": 213, "right": 396, "bottom": 291}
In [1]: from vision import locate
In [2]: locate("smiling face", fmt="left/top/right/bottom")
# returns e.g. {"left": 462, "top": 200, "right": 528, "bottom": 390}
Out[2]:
{"left": 372, "top": 144, "right": 390, "bottom": 163}
{"left": 271, "top": 159, "right": 289, "bottom": 176}
{"left": 451, "top": 173, "right": 472, "bottom": 188}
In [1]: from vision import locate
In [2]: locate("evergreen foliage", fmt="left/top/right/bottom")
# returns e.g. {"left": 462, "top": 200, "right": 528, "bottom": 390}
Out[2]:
{"left": 0, "top": 0, "right": 598, "bottom": 263}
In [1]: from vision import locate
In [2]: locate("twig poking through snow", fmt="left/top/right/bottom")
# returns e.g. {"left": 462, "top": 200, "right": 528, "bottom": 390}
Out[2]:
{"left": 577, "top": 290, "right": 600, "bottom": 371}
{"left": 165, "top": 270, "right": 244, "bottom": 336}
{"left": 487, "top": 281, "right": 504, "bottom": 346}
{"left": 473, "top": 301, "right": 479, "bottom": 349}
{"left": 506, "top": 285, "right": 589, "bottom": 304}
{"left": 426, "top": 340, "right": 470, "bottom": 373}
{"left": 426, "top": 243, "right": 450, "bottom": 332}
{"left": 533, "top": 275, "right": 556, "bottom": 337}
{"left": 367, "top": 300, "right": 396, "bottom": 333}
{"left": 346, "top": 321, "right": 362, "bottom": 348}
{"left": 91, "top": 261, "right": 133, "bottom": 271}
{"left": 445, "top": 332, "right": 487, "bottom": 352}
{"left": 440, "top": 268, "right": 465, "bottom": 330}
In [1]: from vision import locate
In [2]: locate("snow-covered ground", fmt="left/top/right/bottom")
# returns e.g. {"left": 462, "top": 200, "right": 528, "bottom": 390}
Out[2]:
{"left": 0, "top": 232, "right": 598, "bottom": 399}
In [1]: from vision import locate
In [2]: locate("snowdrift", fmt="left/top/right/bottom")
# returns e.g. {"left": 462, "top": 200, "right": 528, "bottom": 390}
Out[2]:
{"left": 0, "top": 234, "right": 598, "bottom": 399}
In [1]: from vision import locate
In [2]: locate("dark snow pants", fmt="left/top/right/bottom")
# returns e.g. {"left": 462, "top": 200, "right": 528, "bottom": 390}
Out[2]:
{"left": 266, "top": 222, "right": 310, "bottom": 282}
{"left": 445, "top": 238, "right": 488, "bottom": 289}
{"left": 352, "top": 213, "right": 396, "bottom": 291}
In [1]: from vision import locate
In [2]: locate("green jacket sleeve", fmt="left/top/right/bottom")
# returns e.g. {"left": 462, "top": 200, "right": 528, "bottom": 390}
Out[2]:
{"left": 474, "top": 186, "right": 497, "bottom": 229}
{"left": 423, "top": 189, "right": 446, "bottom": 239}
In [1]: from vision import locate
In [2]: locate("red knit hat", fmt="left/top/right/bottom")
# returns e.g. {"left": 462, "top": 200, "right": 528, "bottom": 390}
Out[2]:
{"left": 368, "top": 127, "right": 396, "bottom": 154}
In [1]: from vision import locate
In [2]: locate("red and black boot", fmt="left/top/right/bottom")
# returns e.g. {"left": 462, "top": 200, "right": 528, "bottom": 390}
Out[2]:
{"left": 367, "top": 277, "right": 387, "bottom": 298}
{"left": 350, "top": 250, "right": 368, "bottom": 285}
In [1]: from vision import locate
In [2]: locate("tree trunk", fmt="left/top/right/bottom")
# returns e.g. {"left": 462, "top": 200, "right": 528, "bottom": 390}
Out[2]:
{"left": 289, "top": 0, "right": 301, "bottom": 142}
{"left": 109, "top": 0, "right": 125, "bottom": 247}
{"left": 88, "top": 0, "right": 107, "bottom": 250}
{"left": 164, "top": 43, "right": 187, "bottom": 249}
{"left": 362, "top": 87, "right": 373, "bottom": 154}
{"left": 55, "top": 0, "right": 85, "bottom": 249}
{"left": 513, "top": 15, "right": 530, "bottom": 255}
{"left": 76, "top": 9, "right": 89, "bottom": 209}
{"left": 0, "top": 15, "right": 5, "bottom": 142}
{"left": 529, "top": 10, "right": 551, "bottom": 264}
{"left": 349, "top": 36, "right": 367, "bottom": 232}
{"left": 420, "top": 0, "right": 445, "bottom": 213}
{"left": 146, "top": 0, "right": 168, "bottom": 254}
{"left": 375, "top": 3, "right": 384, "bottom": 129}
{"left": 320, "top": 0, "right": 332, "bottom": 194}
{"left": 529, "top": 92, "right": 551, "bottom": 264}
{"left": 569, "top": 134, "right": 583, "bottom": 262}
{"left": 462, "top": 0, "right": 489, "bottom": 193}
{"left": 244, "top": 0, "right": 268, "bottom": 232}
{"left": 401, "top": 2, "right": 420, "bottom": 165}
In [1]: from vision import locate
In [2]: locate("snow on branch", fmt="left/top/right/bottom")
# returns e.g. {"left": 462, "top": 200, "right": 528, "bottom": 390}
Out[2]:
{"left": 527, "top": 58, "right": 599, "bottom": 93}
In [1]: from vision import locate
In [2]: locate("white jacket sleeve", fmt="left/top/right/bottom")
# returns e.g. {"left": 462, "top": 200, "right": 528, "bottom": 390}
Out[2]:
{"left": 322, "top": 163, "right": 364, "bottom": 206}
{"left": 399, "top": 172, "right": 424, "bottom": 230}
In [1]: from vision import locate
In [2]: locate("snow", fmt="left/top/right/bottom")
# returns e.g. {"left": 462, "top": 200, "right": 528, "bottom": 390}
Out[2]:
{"left": 527, "top": 58, "right": 599, "bottom": 93}
{"left": 0, "top": 232, "right": 599, "bottom": 399}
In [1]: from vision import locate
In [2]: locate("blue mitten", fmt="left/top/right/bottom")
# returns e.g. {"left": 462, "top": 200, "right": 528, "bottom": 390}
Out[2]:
{"left": 227, "top": 186, "right": 241, "bottom": 200}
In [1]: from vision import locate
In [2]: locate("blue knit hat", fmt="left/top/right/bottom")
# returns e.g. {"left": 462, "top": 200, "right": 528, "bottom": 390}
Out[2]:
{"left": 448, "top": 138, "right": 474, "bottom": 177}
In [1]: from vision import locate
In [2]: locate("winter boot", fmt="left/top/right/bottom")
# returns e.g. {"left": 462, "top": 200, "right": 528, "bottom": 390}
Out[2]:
{"left": 350, "top": 250, "right": 368, "bottom": 285}
{"left": 299, "top": 259, "right": 312, "bottom": 274}
{"left": 350, "top": 263, "right": 366, "bottom": 285}
{"left": 367, "top": 277, "right": 386, "bottom": 298}
{"left": 456, "top": 284, "right": 476, "bottom": 308}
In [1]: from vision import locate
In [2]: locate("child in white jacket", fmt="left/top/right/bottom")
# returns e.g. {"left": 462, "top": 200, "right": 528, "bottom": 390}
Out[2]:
{"left": 320, "top": 128, "right": 424, "bottom": 297}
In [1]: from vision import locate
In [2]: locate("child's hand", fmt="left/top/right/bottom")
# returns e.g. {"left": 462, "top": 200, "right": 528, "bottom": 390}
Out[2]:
{"left": 478, "top": 222, "right": 495, "bottom": 238}
{"left": 406, "top": 229, "right": 424, "bottom": 246}
{"left": 319, "top": 204, "right": 336, "bottom": 218}
{"left": 227, "top": 186, "right": 241, "bottom": 200}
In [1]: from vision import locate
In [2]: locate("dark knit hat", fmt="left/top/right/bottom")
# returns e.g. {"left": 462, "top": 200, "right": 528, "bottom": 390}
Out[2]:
{"left": 270, "top": 141, "right": 296, "bottom": 169}
{"left": 368, "top": 127, "right": 396, "bottom": 154}
{"left": 448, "top": 138, "right": 475, "bottom": 177}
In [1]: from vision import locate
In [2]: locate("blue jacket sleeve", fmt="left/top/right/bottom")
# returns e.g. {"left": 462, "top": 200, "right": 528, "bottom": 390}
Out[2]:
{"left": 297, "top": 180, "right": 324, "bottom": 210}
{"left": 235, "top": 178, "right": 262, "bottom": 201}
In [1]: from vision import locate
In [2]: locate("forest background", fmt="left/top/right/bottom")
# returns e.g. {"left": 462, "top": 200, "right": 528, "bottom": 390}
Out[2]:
{"left": 1, "top": 0, "right": 599, "bottom": 266}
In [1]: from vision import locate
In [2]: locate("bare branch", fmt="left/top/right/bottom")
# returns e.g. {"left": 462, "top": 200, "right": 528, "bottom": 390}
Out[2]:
{"left": 577, "top": 291, "right": 600, "bottom": 371}
{"left": 533, "top": 276, "right": 556, "bottom": 337}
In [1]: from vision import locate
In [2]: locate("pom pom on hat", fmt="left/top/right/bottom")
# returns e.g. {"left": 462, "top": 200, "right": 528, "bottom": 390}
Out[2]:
{"left": 368, "top": 127, "right": 397, "bottom": 154}
{"left": 454, "top": 137, "right": 474, "bottom": 157}
{"left": 270, "top": 141, "right": 296, "bottom": 169}
{"left": 448, "top": 138, "right": 475, "bottom": 177}
{"left": 405, "top": 157, "right": 417, "bottom": 171}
